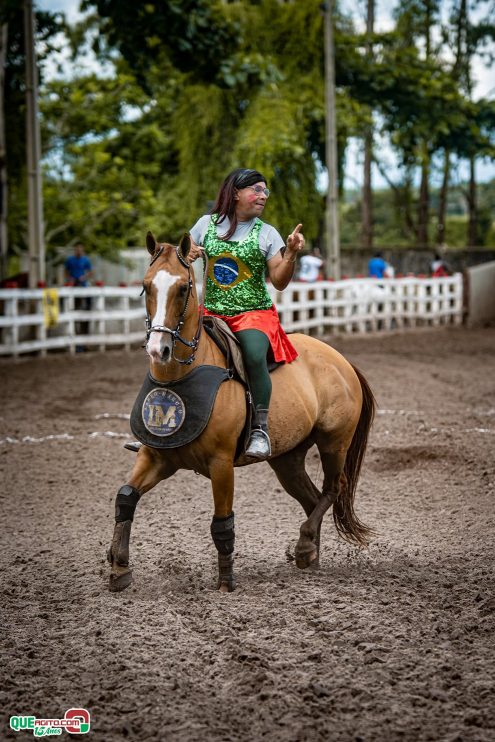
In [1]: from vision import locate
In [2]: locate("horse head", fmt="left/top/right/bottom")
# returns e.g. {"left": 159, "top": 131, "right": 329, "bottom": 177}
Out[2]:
{"left": 143, "top": 231, "right": 199, "bottom": 365}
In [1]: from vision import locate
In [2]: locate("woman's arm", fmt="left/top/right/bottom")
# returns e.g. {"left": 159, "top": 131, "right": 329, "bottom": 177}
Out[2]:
{"left": 267, "top": 224, "right": 305, "bottom": 290}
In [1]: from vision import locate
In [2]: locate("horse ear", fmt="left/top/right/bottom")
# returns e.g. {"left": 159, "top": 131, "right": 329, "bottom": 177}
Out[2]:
{"left": 179, "top": 233, "right": 191, "bottom": 260}
{"left": 146, "top": 231, "right": 156, "bottom": 256}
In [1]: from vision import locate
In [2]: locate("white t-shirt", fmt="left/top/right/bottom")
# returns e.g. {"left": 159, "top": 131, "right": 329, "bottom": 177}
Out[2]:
{"left": 298, "top": 254, "right": 323, "bottom": 282}
{"left": 189, "top": 215, "right": 284, "bottom": 261}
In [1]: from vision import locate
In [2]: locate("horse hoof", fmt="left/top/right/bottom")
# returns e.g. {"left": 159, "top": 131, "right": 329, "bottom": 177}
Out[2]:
{"left": 109, "top": 569, "right": 133, "bottom": 592}
{"left": 295, "top": 547, "right": 318, "bottom": 570}
{"left": 218, "top": 578, "right": 236, "bottom": 593}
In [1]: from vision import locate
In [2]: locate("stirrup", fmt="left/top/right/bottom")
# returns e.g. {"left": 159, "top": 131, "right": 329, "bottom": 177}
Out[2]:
{"left": 245, "top": 428, "right": 271, "bottom": 460}
{"left": 124, "top": 440, "right": 142, "bottom": 453}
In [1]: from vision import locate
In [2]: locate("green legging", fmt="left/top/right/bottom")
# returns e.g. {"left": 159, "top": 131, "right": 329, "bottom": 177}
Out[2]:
{"left": 235, "top": 329, "right": 271, "bottom": 410}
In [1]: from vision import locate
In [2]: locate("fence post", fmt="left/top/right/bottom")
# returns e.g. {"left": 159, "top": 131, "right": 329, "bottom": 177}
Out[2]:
{"left": 430, "top": 279, "right": 441, "bottom": 326}
{"left": 314, "top": 285, "right": 325, "bottom": 336}
{"left": 36, "top": 291, "right": 47, "bottom": 357}
{"left": 96, "top": 291, "right": 105, "bottom": 352}
{"left": 121, "top": 293, "right": 130, "bottom": 352}
{"left": 6, "top": 294, "right": 19, "bottom": 356}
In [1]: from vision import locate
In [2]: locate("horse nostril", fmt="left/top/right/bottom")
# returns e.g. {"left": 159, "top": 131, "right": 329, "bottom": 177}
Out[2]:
{"left": 161, "top": 346, "right": 171, "bottom": 362}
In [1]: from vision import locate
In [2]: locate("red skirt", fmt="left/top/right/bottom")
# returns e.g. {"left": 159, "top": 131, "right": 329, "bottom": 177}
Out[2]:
{"left": 203, "top": 304, "right": 298, "bottom": 364}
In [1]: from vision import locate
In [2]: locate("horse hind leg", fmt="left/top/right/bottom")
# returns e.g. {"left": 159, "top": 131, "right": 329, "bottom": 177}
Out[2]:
{"left": 108, "top": 449, "right": 176, "bottom": 592}
{"left": 295, "top": 443, "right": 347, "bottom": 570}
{"left": 268, "top": 439, "right": 323, "bottom": 569}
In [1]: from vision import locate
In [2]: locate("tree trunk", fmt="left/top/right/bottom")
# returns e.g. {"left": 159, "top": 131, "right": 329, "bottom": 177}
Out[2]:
{"left": 417, "top": 144, "right": 429, "bottom": 247}
{"left": 362, "top": 134, "right": 373, "bottom": 249}
{"left": 0, "top": 23, "right": 8, "bottom": 281}
{"left": 323, "top": 0, "right": 340, "bottom": 279}
{"left": 415, "top": 1, "right": 433, "bottom": 248}
{"left": 361, "top": 0, "right": 374, "bottom": 250}
{"left": 467, "top": 155, "right": 477, "bottom": 247}
{"left": 436, "top": 150, "right": 450, "bottom": 246}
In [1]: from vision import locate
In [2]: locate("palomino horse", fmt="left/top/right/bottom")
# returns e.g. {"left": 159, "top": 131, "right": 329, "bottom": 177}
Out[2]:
{"left": 108, "top": 233, "right": 375, "bottom": 592}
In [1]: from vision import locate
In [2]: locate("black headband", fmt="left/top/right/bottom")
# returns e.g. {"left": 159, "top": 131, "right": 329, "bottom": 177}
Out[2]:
{"left": 234, "top": 169, "right": 266, "bottom": 189}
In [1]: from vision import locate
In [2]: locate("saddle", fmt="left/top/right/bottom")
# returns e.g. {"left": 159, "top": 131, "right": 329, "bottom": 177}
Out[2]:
{"left": 203, "top": 316, "right": 247, "bottom": 385}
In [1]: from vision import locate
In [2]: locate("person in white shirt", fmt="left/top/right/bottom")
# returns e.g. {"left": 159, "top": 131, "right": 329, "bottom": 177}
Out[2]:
{"left": 298, "top": 247, "right": 324, "bottom": 282}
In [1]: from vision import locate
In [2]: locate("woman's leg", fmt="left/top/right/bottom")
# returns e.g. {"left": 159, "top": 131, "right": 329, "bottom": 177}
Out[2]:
{"left": 235, "top": 329, "right": 271, "bottom": 408}
{"left": 235, "top": 329, "right": 272, "bottom": 458}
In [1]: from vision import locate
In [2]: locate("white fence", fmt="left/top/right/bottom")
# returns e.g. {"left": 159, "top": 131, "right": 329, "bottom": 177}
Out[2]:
{"left": 0, "top": 275, "right": 463, "bottom": 357}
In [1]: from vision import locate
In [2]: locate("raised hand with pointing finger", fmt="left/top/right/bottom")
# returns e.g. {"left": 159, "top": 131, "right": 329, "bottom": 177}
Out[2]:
{"left": 285, "top": 223, "right": 305, "bottom": 261}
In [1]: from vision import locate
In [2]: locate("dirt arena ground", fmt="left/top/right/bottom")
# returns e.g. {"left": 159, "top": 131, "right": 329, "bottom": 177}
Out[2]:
{"left": 1, "top": 325, "right": 494, "bottom": 741}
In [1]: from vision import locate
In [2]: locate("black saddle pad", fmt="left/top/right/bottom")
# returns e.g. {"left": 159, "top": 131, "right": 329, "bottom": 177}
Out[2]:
{"left": 130, "top": 365, "right": 231, "bottom": 449}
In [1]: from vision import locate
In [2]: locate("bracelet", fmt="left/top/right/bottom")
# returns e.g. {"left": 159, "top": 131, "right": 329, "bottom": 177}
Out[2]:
{"left": 284, "top": 255, "right": 297, "bottom": 264}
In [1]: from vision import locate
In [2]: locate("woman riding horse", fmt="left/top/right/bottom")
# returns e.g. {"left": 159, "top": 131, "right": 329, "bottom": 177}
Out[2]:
{"left": 188, "top": 167, "right": 305, "bottom": 459}
{"left": 108, "top": 172, "right": 375, "bottom": 594}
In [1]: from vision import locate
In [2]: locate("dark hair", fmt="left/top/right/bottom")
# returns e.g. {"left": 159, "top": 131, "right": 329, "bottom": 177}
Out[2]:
{"left": 210, "top": 168, "right": 267, "bottom": 240}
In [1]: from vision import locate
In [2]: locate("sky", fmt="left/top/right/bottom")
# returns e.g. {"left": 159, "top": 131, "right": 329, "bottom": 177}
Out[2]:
{"left": 38, "top": 0, "right": 495, "bottom": 188}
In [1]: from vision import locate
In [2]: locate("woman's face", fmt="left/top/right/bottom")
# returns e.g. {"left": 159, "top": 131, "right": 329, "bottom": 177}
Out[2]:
{"left": 234, "top": 181, "right": 268, "bottom": 220}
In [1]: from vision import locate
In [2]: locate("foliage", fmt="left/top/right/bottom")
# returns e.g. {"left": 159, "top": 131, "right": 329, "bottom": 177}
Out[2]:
{"left": 341, "top": 179, "right": 495, "bottom": 247}
{"left": 3, "top": 0, "right": 495, "bottom": 268}
{"left": 80, "top": 0, "right": 238, "bottom": 88}
{"left": 40, "top": 61, "right": 179, "bottom": 253}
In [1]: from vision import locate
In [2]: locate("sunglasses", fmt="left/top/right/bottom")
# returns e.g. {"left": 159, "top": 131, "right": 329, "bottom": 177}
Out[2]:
{"left": 246, "top": 185, "right": 270, "bottom": 198}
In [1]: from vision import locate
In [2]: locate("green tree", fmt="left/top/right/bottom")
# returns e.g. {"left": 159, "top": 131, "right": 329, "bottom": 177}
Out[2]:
{"left": 81, "top": 0, "right": 237, "bottom": 88}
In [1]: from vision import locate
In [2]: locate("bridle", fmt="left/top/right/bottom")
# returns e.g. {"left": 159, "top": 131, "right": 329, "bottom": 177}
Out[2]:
{"left": 143, "top": 244, "right": 206, "bottom": 366}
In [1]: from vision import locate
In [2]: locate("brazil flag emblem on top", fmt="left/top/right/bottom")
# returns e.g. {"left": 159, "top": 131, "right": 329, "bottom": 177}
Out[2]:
{"left": 208, "top": 252, "right": 252, "bottom": 290}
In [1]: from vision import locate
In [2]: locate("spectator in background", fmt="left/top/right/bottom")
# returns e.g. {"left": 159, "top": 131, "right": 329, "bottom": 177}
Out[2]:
{"left": 368, "top": 252, "right": 388, "bottom": 279}
{"left": 65, "top": 242, "right": 93, "bottom": 347}
{"left": 298, "top": 247, "right": 324, "bottom": 282}
{"left": 65, "top": 242, "right": 93, "bottom": 287}
{"left": 431, "top": 253, "right": 450, "bottom": 277}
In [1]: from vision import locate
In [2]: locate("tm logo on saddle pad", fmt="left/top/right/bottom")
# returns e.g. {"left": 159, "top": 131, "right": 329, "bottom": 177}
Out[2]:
{"left": 142, "top": 388, "right": 185, "bottom": 436}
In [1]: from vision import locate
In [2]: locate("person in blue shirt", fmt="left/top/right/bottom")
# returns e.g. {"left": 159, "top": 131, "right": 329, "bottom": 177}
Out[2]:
{"left": 65, "top": 243, "right": 93, "bottom": 346}
{"left": 65, "top": 243, "right": 93, "bottom": 287}
{"left": 368, "top": 252, "right": 388, "bottom": 279}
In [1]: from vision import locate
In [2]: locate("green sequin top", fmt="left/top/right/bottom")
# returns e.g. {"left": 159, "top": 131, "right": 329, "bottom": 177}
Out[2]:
{"left": 203, "top": 215, "right": 273, "bottom": 316}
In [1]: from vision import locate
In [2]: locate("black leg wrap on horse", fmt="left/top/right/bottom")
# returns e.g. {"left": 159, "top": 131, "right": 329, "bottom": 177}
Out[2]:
{"left": 115, "top": 484, "right": 141, "bottom": 522}
{"left": 211, "top": 512, "right": 235, "bottom": 555}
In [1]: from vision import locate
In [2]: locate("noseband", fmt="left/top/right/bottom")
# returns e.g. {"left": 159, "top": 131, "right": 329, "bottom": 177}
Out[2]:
{"left": 144, "top": 244, "right": 205, "bottom": 366}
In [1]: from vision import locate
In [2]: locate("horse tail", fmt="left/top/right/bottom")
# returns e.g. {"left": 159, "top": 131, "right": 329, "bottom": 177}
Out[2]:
{"left": 333, "top": 365, "right": 376, "bottom": 547}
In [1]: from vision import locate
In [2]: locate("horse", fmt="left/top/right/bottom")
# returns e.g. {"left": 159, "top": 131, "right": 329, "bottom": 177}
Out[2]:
{"left": 107, "top": 232, "right": 376, "bottom": 593}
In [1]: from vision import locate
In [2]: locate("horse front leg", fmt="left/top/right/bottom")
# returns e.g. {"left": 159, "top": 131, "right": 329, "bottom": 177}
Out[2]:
{"left": 209, "top": 456, "right": 236, "bottom": 593}
{"left": 108, "top": 448, "right": 176, "bottom": 592}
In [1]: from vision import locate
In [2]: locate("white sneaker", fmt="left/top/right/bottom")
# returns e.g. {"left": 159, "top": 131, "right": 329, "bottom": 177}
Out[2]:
{"left": 245, "top": 429, "right": 271, "bottom": 459}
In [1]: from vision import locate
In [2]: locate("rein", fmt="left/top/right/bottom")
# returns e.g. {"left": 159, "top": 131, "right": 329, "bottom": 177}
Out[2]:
{"left": 144, "top": 244, "right": 207, "bottom": 366}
